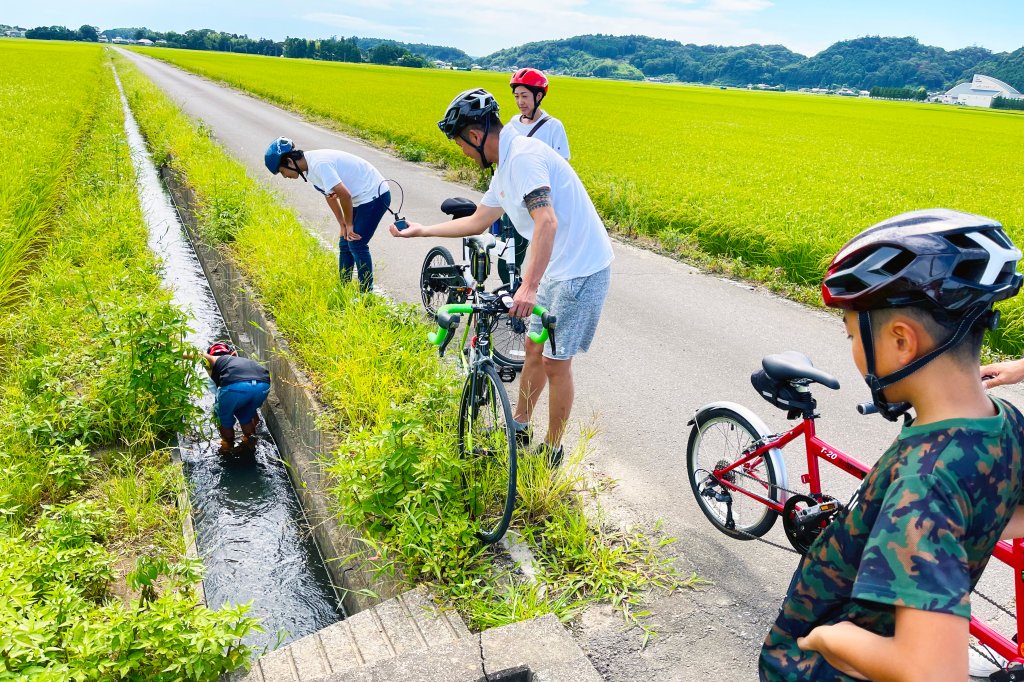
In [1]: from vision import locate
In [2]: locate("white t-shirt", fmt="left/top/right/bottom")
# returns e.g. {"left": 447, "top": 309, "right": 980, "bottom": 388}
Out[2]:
{"left": 304, "top": 149, "right": 386, "bottom": 207}
{"left": 506, "top": 112, "right": 570, "bottom": 160}
{"left": 481, "top": 127, "right": 613, "bottom": 282}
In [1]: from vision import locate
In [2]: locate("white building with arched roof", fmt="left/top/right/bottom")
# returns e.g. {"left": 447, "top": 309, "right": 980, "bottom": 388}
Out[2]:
{"left": 939, "top": 74, "right": 1023, "bottom": 108}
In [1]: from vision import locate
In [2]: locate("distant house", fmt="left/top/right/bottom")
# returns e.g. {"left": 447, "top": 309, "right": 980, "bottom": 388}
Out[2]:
{"left": 137, "top": 38, "right": 154, "bottom": 46}
{"left": 111, "top": 36, "right": 130, "bottom": 44}
{"left": 4, "top": 30, "right": 26, "bottom": 38}
{"left": 155, "top": 39, "right": 168, "bottom": 45}
{"left": 98, "top": 35, "right": 109, "bottom": 43}
{"left": 939, "top": 74, "right": 1023, "bottom": 108}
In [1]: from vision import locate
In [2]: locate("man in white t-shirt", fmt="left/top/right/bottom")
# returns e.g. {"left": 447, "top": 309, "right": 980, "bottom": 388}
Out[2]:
{"left": 497, "top": 67, "right": 571, "bottom": 287}
{"left": 389, "top": 89, "right": 613, "bottom": 465}
{"left": 265, "top": 137, "right": 389, "bottom": 292}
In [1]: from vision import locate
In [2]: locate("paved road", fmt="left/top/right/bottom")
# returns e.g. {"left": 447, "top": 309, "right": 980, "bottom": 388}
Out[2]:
{"left": 117, "top": 49, "right": 1021, "bottom": 680}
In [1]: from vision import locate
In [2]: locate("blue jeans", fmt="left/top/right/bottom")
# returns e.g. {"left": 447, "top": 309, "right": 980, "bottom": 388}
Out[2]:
{"left": 216, "top": 380, "right": 271, "bottom": 427}
{"left": 340, "top": 191, "right": 390, "bottom": 291}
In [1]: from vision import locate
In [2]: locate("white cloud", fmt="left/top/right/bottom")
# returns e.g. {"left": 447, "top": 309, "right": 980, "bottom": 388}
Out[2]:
{"left": 299, "top": 0, "right": 781, "bottom": 55}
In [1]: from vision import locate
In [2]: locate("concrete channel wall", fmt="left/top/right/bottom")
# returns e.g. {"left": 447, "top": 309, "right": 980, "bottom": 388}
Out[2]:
{"left": 161, "top": 166, "right": 403, "bottom": 616}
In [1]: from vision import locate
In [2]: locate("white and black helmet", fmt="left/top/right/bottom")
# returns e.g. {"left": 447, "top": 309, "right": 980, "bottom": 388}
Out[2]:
{"left": 437, "top": 88, "right": 499, "bottom": 139}
{"left": 822, "top": 208, "right": 1023, "bottom": 421}
{"left": 823, "top": 208, "right": 1022, "bottom": 316}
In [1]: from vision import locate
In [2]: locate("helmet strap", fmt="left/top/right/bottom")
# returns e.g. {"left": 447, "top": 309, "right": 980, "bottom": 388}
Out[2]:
{"left": 283, "top": 156, "right": 307, "bottom": 182}
{"left": 858, "top": 305, "right": 991, "bottom": 422}
{"left": 529, "top": 92, "right": 542, "bottom": 121}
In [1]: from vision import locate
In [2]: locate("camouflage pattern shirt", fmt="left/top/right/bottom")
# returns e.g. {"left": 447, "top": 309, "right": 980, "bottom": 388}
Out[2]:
{"left": 760, "top": 397, "right": 1024, "bottom": 681}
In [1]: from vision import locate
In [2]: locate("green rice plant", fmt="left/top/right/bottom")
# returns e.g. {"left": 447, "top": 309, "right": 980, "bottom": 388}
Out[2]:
{"left": 0, "top": 44, "right": 256, "bottom": 678}
{"left": 136, "top": 46, "right": 1024, "bottom": 352}
{"left": 116, "top": 52, "right": 686, "bottom": 633}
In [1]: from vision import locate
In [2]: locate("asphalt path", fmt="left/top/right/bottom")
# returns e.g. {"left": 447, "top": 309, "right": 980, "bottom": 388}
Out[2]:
{"left": 117, "top": 49, "right": 1022, "bottom": 680}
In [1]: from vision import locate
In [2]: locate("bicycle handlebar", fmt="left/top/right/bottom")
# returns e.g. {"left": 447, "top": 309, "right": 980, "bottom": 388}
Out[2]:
{"left": 856, "top": 402, "right": 878, "bottom": 416}
{"left": 428, "top": 302, "right": 556, "bottom": 355}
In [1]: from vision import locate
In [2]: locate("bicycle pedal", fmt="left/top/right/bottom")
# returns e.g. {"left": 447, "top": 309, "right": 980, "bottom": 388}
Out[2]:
{"left": 498, "top": 366, "right": 518, "bottom": 383}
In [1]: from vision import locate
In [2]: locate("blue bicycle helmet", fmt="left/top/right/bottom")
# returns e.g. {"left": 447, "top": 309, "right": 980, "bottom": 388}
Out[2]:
{"left": 264, "top": 137, "right": 294, "bottom": 175}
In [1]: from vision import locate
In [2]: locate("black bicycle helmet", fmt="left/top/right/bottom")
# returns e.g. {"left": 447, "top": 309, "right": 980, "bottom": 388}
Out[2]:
{"left": 822, "top": 208, "right": 1022, "bottom": 422}
{"left": 437, "top": 88, "right": 499, "bottom": 139}
{"left": 823, "top": 208, "right": 1021, "bottom": 314}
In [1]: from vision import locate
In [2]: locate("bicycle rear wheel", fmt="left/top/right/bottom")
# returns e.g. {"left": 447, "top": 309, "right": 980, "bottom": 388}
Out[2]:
{"left": 686, "top": 406, "right": 780, "bottom": 539}
{"left": 458, "top": 363, "right": 517, "bottom": 544}
{"left": 420, "top": 246, "right": 467, "bottom": 316}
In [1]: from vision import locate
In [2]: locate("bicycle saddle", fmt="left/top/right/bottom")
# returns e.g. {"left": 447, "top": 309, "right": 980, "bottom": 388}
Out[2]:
{"left": 762, "top": 351, "right": 840, "bottom": 390}
{"left": 466, "top": 233, "right": 496, "bottom": 253}
{"left": 441, "top": 197, "right": 478, "bottom": 219}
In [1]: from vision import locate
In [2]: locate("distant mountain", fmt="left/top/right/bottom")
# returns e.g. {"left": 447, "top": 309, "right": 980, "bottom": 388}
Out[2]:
{"left": 777, "top": 36, "right": 998, "bottom": 90}
{"left": 480, "top": 34, "right": 804, "bottom": 84}
{"left": 353, "top": 38, "right": 471, "bottom": 64}
{"left": 479, "top": 33, "right": 1016, "bottom": 91}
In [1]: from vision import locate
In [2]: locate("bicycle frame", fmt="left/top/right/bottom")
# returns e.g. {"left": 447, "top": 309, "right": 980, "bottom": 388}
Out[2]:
{"left": 714, "top": 416, "right": 867, "bottom": 513}
{"left": 711, "top": 414, "right": 1024, "bottom": 667}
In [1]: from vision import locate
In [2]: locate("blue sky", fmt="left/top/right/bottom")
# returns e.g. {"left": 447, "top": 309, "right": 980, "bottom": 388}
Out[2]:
{"left": 4, "top": 0, "right": 1022, "bottom": 57}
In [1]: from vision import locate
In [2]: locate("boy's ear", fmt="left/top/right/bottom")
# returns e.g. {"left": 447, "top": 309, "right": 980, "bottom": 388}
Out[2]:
{"left": 884, "top": 317, "right": 920, "bottom": 366}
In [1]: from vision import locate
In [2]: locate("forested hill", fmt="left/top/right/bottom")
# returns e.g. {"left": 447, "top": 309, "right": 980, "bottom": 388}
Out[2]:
{"left": 353, "top": 38, "right": 470, "bottom": 64}
{"left": 479, "top": 34, "right": 1023, "bottom": 91}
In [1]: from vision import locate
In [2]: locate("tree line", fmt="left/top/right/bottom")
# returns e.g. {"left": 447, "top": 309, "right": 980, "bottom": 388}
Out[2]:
{"left": 21, "top": 25, "right": 446, "bottom": 68}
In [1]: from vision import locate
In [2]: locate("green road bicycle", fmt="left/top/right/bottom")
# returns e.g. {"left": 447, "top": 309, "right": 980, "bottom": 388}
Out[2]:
{"left": 429, "top": 294, "right": 555, "bottom": 544}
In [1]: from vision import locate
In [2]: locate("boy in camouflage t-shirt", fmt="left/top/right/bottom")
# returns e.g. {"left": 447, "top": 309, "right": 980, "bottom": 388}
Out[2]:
{"left": 759, "top": 209, "right": 1024, "bottom": 681}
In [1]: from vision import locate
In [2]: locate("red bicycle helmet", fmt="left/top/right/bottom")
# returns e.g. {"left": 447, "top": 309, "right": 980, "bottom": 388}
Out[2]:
{"left": 823, "top": 208, "right": 1021, "bottom": 315}
{"left": 510, "top": 68, "right": 549, "bottom": 94}
{"left": 207, "top": 342, "right": 238, "bottom": 357}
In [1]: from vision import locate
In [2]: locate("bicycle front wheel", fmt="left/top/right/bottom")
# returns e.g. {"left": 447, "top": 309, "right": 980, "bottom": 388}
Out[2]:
{"left": 686, "top": 406, "right": 779, "bottom": 539}
{"left": 420, "top": 246, "right": 466, "bottom": 316}
{"left": 490, "top": 312, "right": 527, "bottom": 369}
{"left": 458, "top": 364, "right": 517, "bottom": 544}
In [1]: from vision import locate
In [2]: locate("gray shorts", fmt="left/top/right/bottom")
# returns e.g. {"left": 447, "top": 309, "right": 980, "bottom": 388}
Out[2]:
{"left": 529, "top": 265, "right": 611, "bottom": 360}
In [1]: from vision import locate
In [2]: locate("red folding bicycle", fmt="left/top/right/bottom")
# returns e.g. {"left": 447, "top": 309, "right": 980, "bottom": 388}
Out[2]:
{"left": 686, "top": 350, "right": 1024, "bottom": 679}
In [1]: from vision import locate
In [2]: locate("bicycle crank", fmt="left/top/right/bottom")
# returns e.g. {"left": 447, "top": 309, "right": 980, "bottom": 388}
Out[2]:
{"left": 782, "top": 494, "right": 842, "bottom": 554}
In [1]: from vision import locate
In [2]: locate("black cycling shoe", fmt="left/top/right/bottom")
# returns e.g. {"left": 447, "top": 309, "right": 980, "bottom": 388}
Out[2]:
{"left": 533, "top": 443, "right": 564, "bottom": 468}
{"left": 513, "top": 421, "right": 532, "bottom": 449}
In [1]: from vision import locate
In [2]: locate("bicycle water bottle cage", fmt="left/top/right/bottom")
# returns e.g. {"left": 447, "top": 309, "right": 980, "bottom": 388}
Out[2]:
{"left": 441, "top": 197, "right": 478, "bottom": 219}
{"left": 466, "top": 234, "right": 496, "bottom": 284}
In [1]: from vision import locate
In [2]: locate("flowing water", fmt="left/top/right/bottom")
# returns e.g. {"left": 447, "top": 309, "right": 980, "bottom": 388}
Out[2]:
{"left": 115, "top": 70, "right": 342, "bottom": 651}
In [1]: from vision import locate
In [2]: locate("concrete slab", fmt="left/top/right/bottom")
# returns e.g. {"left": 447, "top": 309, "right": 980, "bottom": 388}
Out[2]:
{"left": 287, "top": 633, "right": 332, "bottom": 679}
{"left": 317, "top": 619, "right": 362, "bottom": 673}
{"left": 346, "top": 609, "right": 395, "bottom": 667}
{"left": 256, "top": 647, "right": 298, "bottom": 682}
{"left": 398, "top": 586, "right": 465, "bottom": 647}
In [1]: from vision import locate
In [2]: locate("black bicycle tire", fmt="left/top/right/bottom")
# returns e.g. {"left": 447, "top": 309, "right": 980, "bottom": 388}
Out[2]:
{"left": 686, "top": 406, "right": 780, "bottom": 539}
{"left": 490, "top": 312, "right": 527, "bottom": 369}
{"left": 420, "top": 246, "right": 466, "bottom": 316}
{"left": 457, "top": 363, "right": 517, "bottom": 544}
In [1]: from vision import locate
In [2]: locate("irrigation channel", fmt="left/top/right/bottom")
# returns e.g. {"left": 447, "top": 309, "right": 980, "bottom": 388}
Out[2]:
{"left": 115, "top": 71, "right": 343, "bottom": 651}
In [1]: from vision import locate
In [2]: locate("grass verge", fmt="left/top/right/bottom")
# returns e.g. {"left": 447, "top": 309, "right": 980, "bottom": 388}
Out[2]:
{"left": 114, "top": 51, "right": 695, "bottom": 636}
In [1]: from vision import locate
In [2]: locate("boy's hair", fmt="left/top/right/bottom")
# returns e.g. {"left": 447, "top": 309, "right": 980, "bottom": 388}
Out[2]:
{"left": 870, "top": 307, "right": 985, "bottom": 367}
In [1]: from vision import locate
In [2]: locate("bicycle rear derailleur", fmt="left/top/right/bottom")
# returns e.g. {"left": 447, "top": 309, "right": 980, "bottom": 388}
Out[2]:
{"left": 782, "top": 494, "right": 842, "bottom": 554}
{"left": 992, "top": 665, "right": 1024, "bottom": 681}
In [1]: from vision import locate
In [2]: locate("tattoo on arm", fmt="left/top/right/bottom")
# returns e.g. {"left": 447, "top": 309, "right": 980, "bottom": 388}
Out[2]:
{"left": 524, "top": 186, "right": 552, "bottom": 213}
